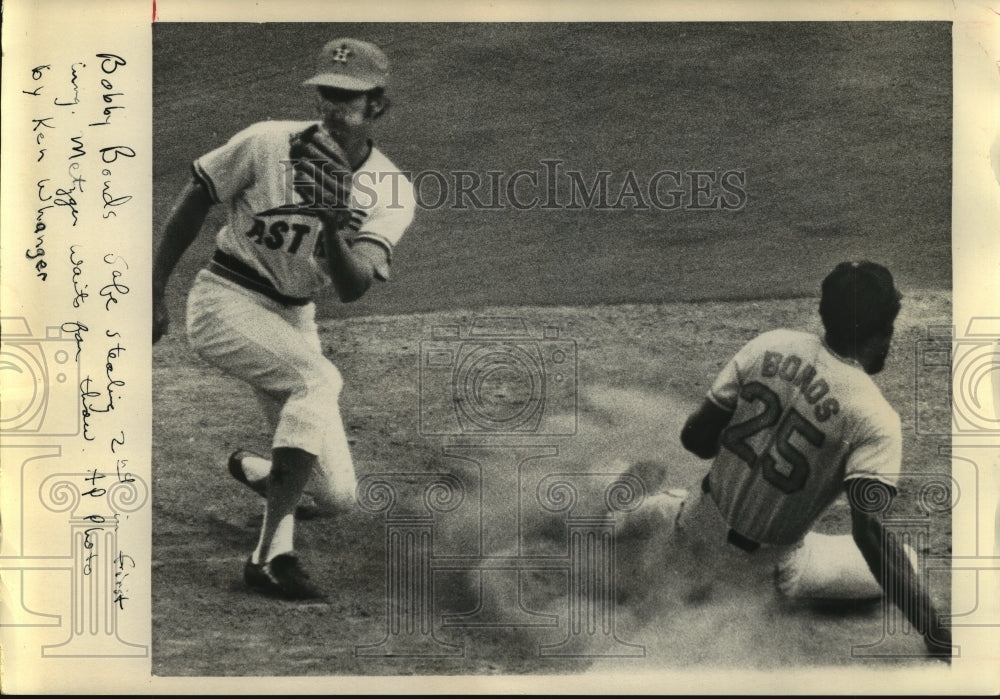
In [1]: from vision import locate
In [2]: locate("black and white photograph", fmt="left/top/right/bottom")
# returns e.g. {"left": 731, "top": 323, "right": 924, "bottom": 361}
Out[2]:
{"left": 1, "top": 0, "right": 998, "bottom": 694}
{"left": 151, "top": 20, "right": 956, "bottom": 676}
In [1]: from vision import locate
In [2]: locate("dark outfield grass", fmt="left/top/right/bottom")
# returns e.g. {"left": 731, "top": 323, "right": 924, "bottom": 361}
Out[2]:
{"left": 153, "top": 22, "right": 951, "bottom": 322}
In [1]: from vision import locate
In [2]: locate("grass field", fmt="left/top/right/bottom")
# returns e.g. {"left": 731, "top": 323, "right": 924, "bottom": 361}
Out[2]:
{"left": 152, "top": 22, "right": 952, "bottom": 676}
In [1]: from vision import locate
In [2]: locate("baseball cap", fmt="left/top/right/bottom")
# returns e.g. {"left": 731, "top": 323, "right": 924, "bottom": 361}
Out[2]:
{"left": 303, "top": 38, "right": 389, "bottom": 92}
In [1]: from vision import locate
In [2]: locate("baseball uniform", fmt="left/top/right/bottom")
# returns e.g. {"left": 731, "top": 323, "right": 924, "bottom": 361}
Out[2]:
{"left": 185, "top": 119, "right": 415, "bottom": 502}
{"left": 702, "top": 328, "right": 901, "bottom": 546}
{"left": 673, "top": 328, "right": 904, "bottom": 598}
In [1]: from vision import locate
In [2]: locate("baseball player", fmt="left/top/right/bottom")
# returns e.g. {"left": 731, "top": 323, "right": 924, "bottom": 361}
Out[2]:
{"left": 152, "top": 38, "right": 416, "bottom": 599}
{"left": 650, "top": 261, "right": 951, "bottom": 657}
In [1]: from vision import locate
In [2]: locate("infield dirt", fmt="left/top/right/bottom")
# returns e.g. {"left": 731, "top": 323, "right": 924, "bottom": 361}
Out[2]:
{"left": 153, "top": 293, "right": 951, "bottom": 675}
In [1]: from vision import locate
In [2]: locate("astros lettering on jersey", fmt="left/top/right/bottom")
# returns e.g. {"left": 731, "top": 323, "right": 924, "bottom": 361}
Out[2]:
{"left": 193, "top": 120, "right": 415, "bottom": 301}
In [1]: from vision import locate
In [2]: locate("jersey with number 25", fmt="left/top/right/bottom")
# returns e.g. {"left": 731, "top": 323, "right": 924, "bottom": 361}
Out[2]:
{"left": 193, "top": 120, "right": 416, "bottom": 299}
{"left": 705, "top": 329, "right": 902, "bottom": 546}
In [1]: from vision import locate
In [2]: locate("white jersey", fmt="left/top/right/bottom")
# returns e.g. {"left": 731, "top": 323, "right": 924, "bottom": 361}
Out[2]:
{"left": 705, "top": 329, "right": 902, "bottom": 546}
{"left": 193, "top": 120, "right": 415, "bottom": 300}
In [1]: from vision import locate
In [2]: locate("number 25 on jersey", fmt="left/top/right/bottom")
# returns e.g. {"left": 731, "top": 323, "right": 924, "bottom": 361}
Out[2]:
{"left": 720, "top": 381, "right": 826, "bottom": 494}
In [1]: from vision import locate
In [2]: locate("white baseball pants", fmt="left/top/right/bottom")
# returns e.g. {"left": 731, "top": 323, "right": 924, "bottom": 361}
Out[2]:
{"left": 185, "top": 270, "right": 356, "bottom": 502}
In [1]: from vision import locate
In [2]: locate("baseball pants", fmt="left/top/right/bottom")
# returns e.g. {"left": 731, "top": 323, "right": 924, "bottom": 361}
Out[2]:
{"left": 185, "top": 270, "right": 356, "bottom": 502}
{"left": 674, "top": 488, "right": 893, "bottom": 600}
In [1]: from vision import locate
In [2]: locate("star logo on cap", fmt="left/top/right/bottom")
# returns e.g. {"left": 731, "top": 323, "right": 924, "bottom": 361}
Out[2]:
{"left": 331, "top": 45, "right": 352, "bottom": 63}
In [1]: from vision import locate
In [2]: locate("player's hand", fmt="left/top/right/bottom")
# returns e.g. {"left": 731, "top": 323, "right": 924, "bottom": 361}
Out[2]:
{"left": 314, "top": 206, "right": 354, "bottom": 237}
{"left": 153, "top": 293, "right": 169, "bottom": 344}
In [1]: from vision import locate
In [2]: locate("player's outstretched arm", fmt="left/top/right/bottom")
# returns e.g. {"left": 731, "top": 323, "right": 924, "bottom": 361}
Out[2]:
{"left": 152, "top": 178, "right": 214, "bottom": 343}
{"left": 681, "top": 399, "right": 734, "bottom": 459}
{"left": 847, "top": 478, "right": 952, "bottom": 659}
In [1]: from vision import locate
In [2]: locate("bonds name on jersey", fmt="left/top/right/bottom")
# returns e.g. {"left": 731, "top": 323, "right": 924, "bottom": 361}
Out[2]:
{"left": 193, "top": 120, "right": 416, "bottom": 299}
{"left": 706, "top": 329, "right": 902, "bottom": 546}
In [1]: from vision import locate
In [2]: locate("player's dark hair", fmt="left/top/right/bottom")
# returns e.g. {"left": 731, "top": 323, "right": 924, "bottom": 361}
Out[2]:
{"left": 820, "top": 261, "right": 902, "bottom": 353}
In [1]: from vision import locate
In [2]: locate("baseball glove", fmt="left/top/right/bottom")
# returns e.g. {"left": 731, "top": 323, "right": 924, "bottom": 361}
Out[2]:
{"left": 289, "top": 124, "right": 353, "bottom": 227}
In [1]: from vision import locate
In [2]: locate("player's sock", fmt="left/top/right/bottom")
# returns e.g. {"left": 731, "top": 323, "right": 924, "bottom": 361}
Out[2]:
{"left": 251, "top": 520, "right": 264, "bottom": 565}
{"left": 267, "top": 514, "right": 295, "bottom": 562}
{"left": 250, "top": 447, "right": 313, "bottom": 565}
{"left": 251, "top": 511, "right": 296, "bottom": 564}
{"left": 241, "top": 454, "right": 271, "bottom": 482}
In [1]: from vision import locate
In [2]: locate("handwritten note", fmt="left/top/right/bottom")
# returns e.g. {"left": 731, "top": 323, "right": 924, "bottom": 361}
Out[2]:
{"left": 17, "top": 51, "right": 140, "bottom": 618}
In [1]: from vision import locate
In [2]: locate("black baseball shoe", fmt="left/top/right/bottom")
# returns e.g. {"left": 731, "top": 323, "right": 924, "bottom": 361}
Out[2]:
{"left": 243, "top": 553, "right": 326, "bottom": 600}
{"left": 228, "top": 449, "right": 323, "bottom": 519}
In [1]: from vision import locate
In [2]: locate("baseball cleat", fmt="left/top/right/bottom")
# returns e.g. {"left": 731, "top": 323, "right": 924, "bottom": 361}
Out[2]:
{"left": 243, "top": 553, "right": 326, "bottom": 600}
{"left": 228, "top": 450, "right": 323, "bottom": 519}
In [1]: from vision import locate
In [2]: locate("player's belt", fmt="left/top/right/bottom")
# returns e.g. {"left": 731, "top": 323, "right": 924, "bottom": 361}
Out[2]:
{"left": 209, "top": 250, "right": 311, "bottom": 307}
{"left": 701, "top": 475, "right": 761, "bottom": 554}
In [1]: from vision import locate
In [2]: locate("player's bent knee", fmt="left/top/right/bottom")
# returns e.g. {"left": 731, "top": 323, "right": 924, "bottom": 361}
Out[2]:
{"left": 306, "top": 361, "right": 343, "bottom": 397}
